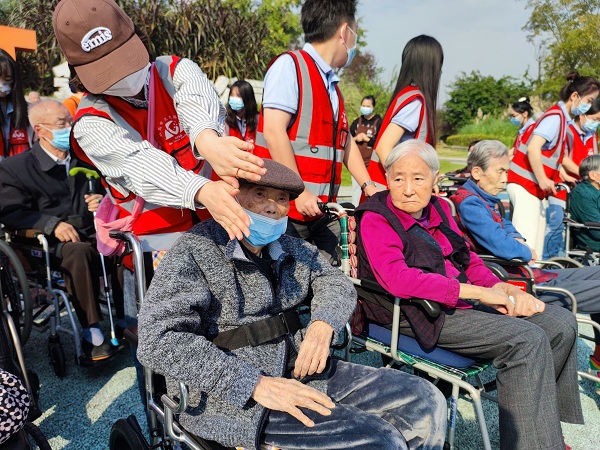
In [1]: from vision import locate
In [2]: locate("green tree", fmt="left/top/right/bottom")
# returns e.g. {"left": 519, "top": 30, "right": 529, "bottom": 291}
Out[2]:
{"left": 444, "top": 71, "right": 531, "bottom": 132}
{"left": 523, "top": 0, "right": 600, "bottom": 98}
{"left": 2, "top": 0, "right": 302, "bottom": 94}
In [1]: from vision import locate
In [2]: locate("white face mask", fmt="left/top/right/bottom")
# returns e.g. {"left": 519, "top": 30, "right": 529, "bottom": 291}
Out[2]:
{"left": 102, "top": 63, "right": 150, "bottom": 97}
{"left": 0, "top": 82, "right": 12, "bottom": 95}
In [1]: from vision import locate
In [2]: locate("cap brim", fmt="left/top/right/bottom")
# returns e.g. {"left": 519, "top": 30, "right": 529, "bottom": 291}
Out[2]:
{"left": 74, "top": 35, "right": 149, "bottom": 94}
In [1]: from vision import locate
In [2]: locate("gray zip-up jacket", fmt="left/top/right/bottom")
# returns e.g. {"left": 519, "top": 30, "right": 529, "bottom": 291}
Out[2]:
{"left": 137, "top": 219, "right": 357, "bottom": 449}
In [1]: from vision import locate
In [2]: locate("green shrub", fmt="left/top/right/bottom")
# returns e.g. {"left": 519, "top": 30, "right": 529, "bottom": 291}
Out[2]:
{"left": 445, "top": 117, "right": 518, "bottom": 148}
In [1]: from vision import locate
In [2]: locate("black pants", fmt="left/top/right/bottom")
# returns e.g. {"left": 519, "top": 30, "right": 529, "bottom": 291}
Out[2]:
{"left": 286, "top": 215, "right": 340, "bottom": 266}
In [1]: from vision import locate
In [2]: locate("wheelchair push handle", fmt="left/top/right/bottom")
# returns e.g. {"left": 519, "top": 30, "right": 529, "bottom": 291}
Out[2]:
{"left": 69, "top": 167, "right": 100, "bottom": 196}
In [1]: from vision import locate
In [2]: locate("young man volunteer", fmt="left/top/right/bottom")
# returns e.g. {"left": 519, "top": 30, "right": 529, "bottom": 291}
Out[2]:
{"left": 255, "top": 0, "right": 380, "bottom": 265}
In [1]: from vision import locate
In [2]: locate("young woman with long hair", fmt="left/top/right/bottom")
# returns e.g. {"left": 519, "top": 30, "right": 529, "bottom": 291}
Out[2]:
{"left": 367, "top": 35, "right": 443, "bottom": 188}
{"left": 224, "top": 79, "right": 259, "bottom": 145}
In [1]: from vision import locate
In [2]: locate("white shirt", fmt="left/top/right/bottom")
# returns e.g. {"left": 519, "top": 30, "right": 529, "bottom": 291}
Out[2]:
{"left": 73, "top": 58, "right": 225, "bottom": 210}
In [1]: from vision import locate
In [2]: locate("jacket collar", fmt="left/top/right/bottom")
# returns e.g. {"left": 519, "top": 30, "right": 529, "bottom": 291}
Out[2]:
{"left": 31, "top": 142, "right": 63, "bottom": 172}
{"left": 225, "top": 236, "right": 287, "bottom": 263}
{"left": 463, "top": 178, "right": 501, "bottom": 206}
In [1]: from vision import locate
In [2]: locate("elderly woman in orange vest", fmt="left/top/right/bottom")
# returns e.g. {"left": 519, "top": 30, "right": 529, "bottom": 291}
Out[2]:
{"left": 507, "top": 72, "right": 600, "bottom": 258}
{"left": 367, "top": 35, "right": 443, "bottom": 189}
{"left": 224, "top": 80, "right": 259, "bottom": 146}
{"left": 0, "top": 49, "right": 32, "bottom": 160}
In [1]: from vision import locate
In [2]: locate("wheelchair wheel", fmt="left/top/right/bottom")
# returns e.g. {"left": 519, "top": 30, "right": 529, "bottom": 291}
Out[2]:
{"left": 547, "top": 256, "right": 584, "bottom": 269}
{"left": 0, "top": 240, "right": 33, "bottom": 345}
{"left": 109, "top": 417, "right": 149, "bottom": 450}
{"left": 23, "top": 422, "right": 52, "bottom": 450}
{"left": 48, "top": 336, "right": 66, "bottom": 378}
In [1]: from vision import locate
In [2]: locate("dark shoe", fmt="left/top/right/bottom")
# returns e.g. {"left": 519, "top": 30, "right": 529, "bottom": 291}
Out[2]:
{"left": 81, "top": 339, "right": 118, "bottom": 362}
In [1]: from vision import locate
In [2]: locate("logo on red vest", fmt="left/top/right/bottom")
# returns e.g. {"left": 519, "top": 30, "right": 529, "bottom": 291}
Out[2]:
{"left": 157, "top": 115, "right": 185, "bottom": 143}
{"left": 11, "top": 129, "right": 26, "bottom": 140}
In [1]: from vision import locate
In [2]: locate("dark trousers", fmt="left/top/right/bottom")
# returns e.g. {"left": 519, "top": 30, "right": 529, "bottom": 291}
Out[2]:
{"left": 287, "top": 215, "right": 341, "bottom": 266}
{"left": 58, "top": 241, "right": 102, "bottom": 328}
{"left": 262, "top": 360, "right": 447, "bottom": 450}
{"left": 400, "top": 304, "right": 583, "bottom": 450}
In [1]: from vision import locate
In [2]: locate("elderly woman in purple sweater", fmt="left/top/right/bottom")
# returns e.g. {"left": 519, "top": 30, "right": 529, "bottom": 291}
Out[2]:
{"left": 355, "top": 139, "right": 583, "bottom": 450}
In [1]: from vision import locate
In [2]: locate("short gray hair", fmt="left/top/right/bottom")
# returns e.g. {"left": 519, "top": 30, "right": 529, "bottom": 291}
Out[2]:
{"left": 580, "top": 155, "right": 600, "bottom": 180}
{"left": 28, "top": 99, "right": 68, "bottom": 126}
{"left": 467, "top": 140, "right": 509, "bottom": 172}
{"left": 384, "top": 139, "right": 440, "bottom": 174}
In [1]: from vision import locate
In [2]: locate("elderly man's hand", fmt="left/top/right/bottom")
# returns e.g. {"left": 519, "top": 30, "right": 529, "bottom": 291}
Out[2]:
{"left": 195, "top": 181, "right": 250, "bottom": 240}
{"left": 252, "top": 375, "right": 335, "bottom": 427}
{"left": 294, "top": 320, "right": 333, "bottom": 380}
{"left": 84, "top": 194, "right": 103, "bottom": 213}
{"left": 54, "top": 222, "right": 81, "bottom": 243}
{"left": 195, "top": 131, "right": 266, "bottom": 186}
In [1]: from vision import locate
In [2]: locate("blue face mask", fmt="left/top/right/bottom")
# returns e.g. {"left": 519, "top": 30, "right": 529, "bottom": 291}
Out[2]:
{"left": 243, "top": 208, "right": 288, "bottom": 247}
{"left": 42, "top": 126, "right": 71, "bottom": 151}
{"left": 360, "top": 106, "right": 373, "bottom": 116}
{"left": 571, "top": 97, "right": 592, "bottom": 116}
{"left": 228, "top": 97, "right": 244, "bottom": 111}
{"left": 509, "top": 116, "right": 522, "bottom": 126}
{"left": 582, "top": 118, "right": 600, "bottom": 133}
{"left": 342, "top": 27, "right": 357, "bottom": 69}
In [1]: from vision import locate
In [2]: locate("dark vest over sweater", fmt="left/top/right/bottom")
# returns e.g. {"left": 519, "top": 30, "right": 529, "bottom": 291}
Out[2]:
{"left": 355, "top": 191, "right": 471, "bottom": 349}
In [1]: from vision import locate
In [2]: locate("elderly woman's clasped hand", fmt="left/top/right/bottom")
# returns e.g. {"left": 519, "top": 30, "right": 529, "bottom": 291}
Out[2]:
{"left": 460, "top": 282, "right": 545, "bottom": 317}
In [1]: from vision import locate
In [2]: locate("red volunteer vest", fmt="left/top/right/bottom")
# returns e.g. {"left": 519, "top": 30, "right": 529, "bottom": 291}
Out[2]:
{"left": 366, "top": 86, "right": 430, "bottom": 189}
{"left": 1, "top": 126, "right": 30, "bottom": 158}
{"left": 225, "top": 119, "right": 257, "bottom": 145}
{"left": 72, "top": 55, "right": 211, "bottom": 235}
{"left": 254, "top": 50, "right": 349, "bottom": 222}
{"left": 566, "top": 123, "right": 598, "bottom": 170}
{"left": 507, "top": 105, "right": 567, "bottom": 199}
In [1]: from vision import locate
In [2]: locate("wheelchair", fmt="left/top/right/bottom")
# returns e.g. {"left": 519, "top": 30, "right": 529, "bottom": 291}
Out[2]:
{"left": 318, "top": 202, "right": 496, "bottom": 450}
{"left": 0, "top": 240, "right": 50, "bottom": 449}
{"left": 2, "top": 227, "right": 88, "bottom": 377}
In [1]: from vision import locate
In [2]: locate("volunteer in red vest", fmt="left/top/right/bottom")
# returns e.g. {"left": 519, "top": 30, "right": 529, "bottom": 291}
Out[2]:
{"left": 224, "top": 79, "right": 259, "bottom": 145}
{"left": 52, "top": 0, "right": 267, "bottom": 248}
{"left": 507, "top": 72, "right": 600, "bottom": 258}
{"left": 565, "top": 98, "right": 600, "bottom": 177}
{"left": 367, "top": 35, "right": 443, "bottom": 189}
{"left": 508, "top": 96, "right": 536, "bottom": 160}
{"left": 0, "top": 49, "right": 33, "bottom": 160}
{"left": 254, "top": 0, "right": 379, "bottom": 265}
{"left": 349, "top": 95, "right": 382, "bottom": 205}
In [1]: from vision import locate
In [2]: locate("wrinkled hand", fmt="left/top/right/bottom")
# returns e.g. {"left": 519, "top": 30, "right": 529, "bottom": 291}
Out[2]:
{"left": 295, "top": 190, "right": 322, "bottom": 217}
{"left": 252, "top": 376, "right": 335, "bottom": 427}
{"left": 492, "top": 283, "right": 545, "bottom": 317}
{"left": 195, "top": 132, "right": 266, "bottom": 186}
{"left": 195, "top": 181, "right": 249, "bottom": 240}
{"left": 54, "top": 222, "right": 81, "bottom": 243}
{"left": 84, "top": 194, "right": 103, "bottom": 213}
{"left": 475, "top": 285, "right": 514, "bottom": 315}
{"left": 294, "top": 321, "right": 333, "bottom": 380}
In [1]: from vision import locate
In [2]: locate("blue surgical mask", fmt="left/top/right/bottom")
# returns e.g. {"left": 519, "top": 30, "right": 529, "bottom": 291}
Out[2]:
{"left": 360, "top": 106, "right": 373, "bottom": 116}
{"left": 509, "top": 116, "right": 522, "bottom": 126}
{"left": 571, "top": 97, "right": 592, "bottom": 116}
{"left": 228, "top": 97, "right": 244, "bottom": 111}
{"left": 243, "top": 208, "right": 288, "bottom": 247}
{"left": 342, "top": 27, "right": 357, "bottom": 69}
{"left": 0, "top": 82, "right": 11, "bottom": 95}
{"left": 42, "top": 126, "right": 71, "bottom": 151}
{"left": 582, "top": 118, "right": 600, "bottom": 133}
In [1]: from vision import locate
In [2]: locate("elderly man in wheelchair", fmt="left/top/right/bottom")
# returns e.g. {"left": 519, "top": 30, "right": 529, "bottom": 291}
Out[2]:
{"left": 137, "top": 159, "right": 447, "bottom": 450}
{"left": 0, "top": 100, "right": 120, "bottom": 363}
{"left": 449, "top": 139, "right": 600, "bottom": 386}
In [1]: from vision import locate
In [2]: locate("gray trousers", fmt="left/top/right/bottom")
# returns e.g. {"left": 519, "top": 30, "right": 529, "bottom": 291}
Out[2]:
{"left": 400, "top": 304, "right": 583, "bottom": 450}
{"left": 537, "top": 266, "right": 600, "bottom": 343}
{"left": 286, "top": 215, "right": 341, "bottom": 266}
{"left": 262, "top": 360, "right": 447, "bottom": 450}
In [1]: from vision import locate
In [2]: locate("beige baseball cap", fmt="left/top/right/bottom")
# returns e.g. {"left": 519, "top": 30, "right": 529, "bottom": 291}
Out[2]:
{"left": 52, "top": 0, "right": 149, "bottom": 94}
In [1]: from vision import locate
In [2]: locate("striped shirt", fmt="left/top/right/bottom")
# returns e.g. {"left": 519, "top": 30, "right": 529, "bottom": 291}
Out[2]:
{"left": 73, "top": 57, "right": 226, "bottom": 210}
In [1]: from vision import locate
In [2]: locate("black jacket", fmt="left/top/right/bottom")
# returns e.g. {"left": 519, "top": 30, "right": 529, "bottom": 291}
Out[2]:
{"left": 0, "top": 142, "right": 101, "bottom": 241}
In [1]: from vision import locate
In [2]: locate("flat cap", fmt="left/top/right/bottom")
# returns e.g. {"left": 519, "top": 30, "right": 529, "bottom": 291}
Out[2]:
{"left": 239, "top": 159, "right": 305, "bottom": 200}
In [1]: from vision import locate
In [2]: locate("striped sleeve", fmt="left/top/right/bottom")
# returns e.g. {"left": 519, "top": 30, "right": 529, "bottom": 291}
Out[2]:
{"left": 172, "top": 58, "right": 226, "bottom": 156}
{"left": 73, "top": 115, "right": 209, "bottom": 210}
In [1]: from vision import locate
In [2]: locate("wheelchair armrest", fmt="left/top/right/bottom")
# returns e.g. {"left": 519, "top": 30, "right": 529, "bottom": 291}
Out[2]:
{"left": 355, "top": 277, "right": 441, "bottom": 318}
{"left": 7, "top": 228, "right": 45, "bottom": 239}
{"left": 583, "top": 221, "right": 600, "bottom": 228}
{"left": 478, "top": 254, "right": 529, "bottom": 267}
{"left": 483, "top": 261, "right": 510, "bottom": 281}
